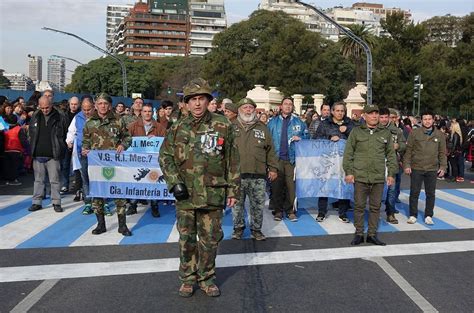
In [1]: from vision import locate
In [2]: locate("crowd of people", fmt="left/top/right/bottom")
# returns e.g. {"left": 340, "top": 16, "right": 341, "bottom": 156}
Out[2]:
{"left": 0, "top": 79, "right": 473, "bottom": 297}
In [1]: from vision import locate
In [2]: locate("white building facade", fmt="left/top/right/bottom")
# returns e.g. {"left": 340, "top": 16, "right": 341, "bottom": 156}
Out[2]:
{"left": 106, "top": 4, "right": 133, "bottom": 53}
{"left": 47, "top": 56, "right": 66, "bottom": 93}
{"left": 28, "top": 55, "right": 42, "bottom": 83}
{"left": 189, "top": 0, "right": 227, "bottom": 56}
{"left": 3, "top": 73, "right": 35, "bottom": 91}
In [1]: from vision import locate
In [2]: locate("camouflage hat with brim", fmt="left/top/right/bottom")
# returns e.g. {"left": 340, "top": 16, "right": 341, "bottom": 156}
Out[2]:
{"left": 95, "top": 92, "right": 113, "bottom": 104}
{"left": 363, "top": 104, "right": 379, "bottom": 113}
{"left": 183, "top": 78, "right": 213, "bottom": 103}
{"left": 388, "top": 108, "right": 400, "bottom": 116}
{"left": 237, "top": 97, "right": 257, "bottom": 108}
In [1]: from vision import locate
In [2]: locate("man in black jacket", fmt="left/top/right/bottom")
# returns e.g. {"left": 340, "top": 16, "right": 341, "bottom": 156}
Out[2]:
{"left": 28, "top": 96, "right": 68, "bottom": 212}
{"left": 314, "top": 102, "right": 355, "bottom": 223}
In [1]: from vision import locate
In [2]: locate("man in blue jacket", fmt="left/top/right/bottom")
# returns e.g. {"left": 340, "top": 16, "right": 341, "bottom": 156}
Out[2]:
{"left": 267, "top": 97, "right": 308, "bottom": 222}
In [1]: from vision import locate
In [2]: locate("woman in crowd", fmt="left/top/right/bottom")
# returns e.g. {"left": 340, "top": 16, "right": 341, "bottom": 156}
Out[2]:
{"left": 448, "top": 121, "right": 464, "bottom": 182}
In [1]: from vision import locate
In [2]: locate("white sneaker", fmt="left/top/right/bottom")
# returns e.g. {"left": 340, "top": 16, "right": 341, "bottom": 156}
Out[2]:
{"left": 424, "top": 216, "right": 434, "bottom": 225}
{"left": 407, "top": 216, "right": 417, "bottom": 224}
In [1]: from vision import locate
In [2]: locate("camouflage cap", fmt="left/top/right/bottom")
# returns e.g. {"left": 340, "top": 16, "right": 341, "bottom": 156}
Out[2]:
{"left": 363, "top": 104, "right": 379, "bottom": 113}
{"left": 389, "top": 108, "right": 400, "bottom": 116}
{"left": 183, "top": 78, "right": 213, "bottom": 103}
{"left": 237, "top": 97, "right": 257, "bottom": 108}
{"left": 224, "top": 101, "right": 238, "bottom": 114}
{"left": 95, "top": 92, "right": 112, "bottom": 104}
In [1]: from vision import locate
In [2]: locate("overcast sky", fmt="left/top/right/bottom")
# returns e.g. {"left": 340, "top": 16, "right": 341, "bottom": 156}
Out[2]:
{"left": 0, "top": 0, "right": 472, "bottom": 79}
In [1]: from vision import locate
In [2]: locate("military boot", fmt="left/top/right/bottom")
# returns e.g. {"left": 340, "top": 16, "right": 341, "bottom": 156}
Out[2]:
{"left": 118, "top": 214, "right": 132, "bottom": 236}
{"left": 151, "top": 204, "right": 160, "bottom": 218}
{"left": 126, "top": 203, "right": 137, "bottom": 216}
{"left": 92, "top": 213, "right": 106, "bottom": 235}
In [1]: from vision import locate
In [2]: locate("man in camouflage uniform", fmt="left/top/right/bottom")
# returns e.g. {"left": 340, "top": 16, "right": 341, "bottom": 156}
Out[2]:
{"left": 82, "top": 93, "right": 133, "bottom": 236}
{"left": 160, "top": 78, "right": 239, "bottom": 298}
{"left": 231, "top": 97, "right": 278, "bottom": 241}
{"left": 121, "top": 97, "right": 143, "bottom": 127}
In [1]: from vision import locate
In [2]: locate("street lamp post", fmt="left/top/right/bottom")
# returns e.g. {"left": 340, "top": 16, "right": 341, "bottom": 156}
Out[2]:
{"left": 295, "top": 1, "right": 374, "bottom": 105}
{"left": 42, "top": 27, "right": 128, "bottom": 97}
{"left": 51, "top": 54, "right": 84, "bottom": 66}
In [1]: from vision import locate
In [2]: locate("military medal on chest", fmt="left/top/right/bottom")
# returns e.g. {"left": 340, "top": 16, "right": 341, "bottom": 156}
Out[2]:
{"left": 200, "top": 131, "right": 224, "bottom": 154}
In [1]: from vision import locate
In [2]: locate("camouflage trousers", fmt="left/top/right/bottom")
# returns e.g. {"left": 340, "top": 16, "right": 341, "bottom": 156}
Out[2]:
{"left": 92, "top": 198, "right": 127, "bottom": 215}
{"left": 232, "top": 178, "right": 266, "bottom": 231}
{"left": 176, "top": 209, "right": 223, "bottom": 286}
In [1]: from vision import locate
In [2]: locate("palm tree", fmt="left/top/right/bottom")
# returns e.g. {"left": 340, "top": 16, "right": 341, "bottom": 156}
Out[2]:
{"left": 340, "top": 24, "right": 377, "bottom": 82}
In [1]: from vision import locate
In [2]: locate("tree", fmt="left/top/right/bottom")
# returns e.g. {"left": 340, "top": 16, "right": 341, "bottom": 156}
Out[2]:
{"left": 66, "top": 56, "right": 203, "bottom": 100}
{"left": 66, "top": 56, "right": 153, "bottom": 97}
{"left": 381, "top": 12, "right": 428, "bottom": 52}
{"left": 203, "top": 10, "right": 354, "bottom": 101}
{"left": 339, "top": 24, "right": 377, "bottom": 82}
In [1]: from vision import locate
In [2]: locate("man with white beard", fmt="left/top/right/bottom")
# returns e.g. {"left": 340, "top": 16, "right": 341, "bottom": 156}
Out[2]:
{"left": 231, "top": 98, "right": 278, "bottom": 240}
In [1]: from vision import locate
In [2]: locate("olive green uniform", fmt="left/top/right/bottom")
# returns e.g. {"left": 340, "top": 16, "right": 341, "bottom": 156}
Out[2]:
{"left": 232, "top": 119, "right": 278, "bottom": 231}
{"left": 159, "top": 110, "right": 240, "bottom": 286}
{"left": 343, "top": 124, "right": 397, "bottom": 236}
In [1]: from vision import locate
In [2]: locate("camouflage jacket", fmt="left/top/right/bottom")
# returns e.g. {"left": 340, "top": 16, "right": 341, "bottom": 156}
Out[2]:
{"left": 159, "top": 110, "right": 240, "bottom": 210}
{"left": 121, "top": 113, "right": 140, "bottom": 128}
{"left": 82, "top": 110, "right": 131, "bottom": 151}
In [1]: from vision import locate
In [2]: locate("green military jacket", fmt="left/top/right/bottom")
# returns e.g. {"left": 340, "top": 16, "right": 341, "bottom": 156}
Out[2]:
{"left": 82, "top": 110, "right": 131, "bottom": 151}
{"left": 403, "top": 127, "right": 447, "bottom": 172}
{"left": 232, "top": 119, "right": 278, "bottom": 176}
{"left": 343, "top": 124, "right": 398, "bottom": 183}
{"left": 159, "top": 110, "right": 240, "bottom": 210}
{"left": 121, "top": 114, "right": 140, "bottom": 128}
{"left": 386, "top": 122, "right": 406, "bottom": 154}
{"left": 386, "top": 122, "right": 407, "bottom": 167}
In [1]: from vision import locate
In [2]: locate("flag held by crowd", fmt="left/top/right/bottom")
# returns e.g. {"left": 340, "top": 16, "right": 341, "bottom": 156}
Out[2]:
{"left": 295, "top": 139, "right": 353, "bottom": 207}
{"left": 88, "top": 137, "right": 174, "bottom": 200}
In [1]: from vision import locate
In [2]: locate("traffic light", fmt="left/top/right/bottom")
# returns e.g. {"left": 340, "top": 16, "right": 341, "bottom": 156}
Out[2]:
{"left": 167, "top": 86, "right": 172, "bottom": 95}
{"left": 413, "top": 75, "right": 421, "bottom": 99}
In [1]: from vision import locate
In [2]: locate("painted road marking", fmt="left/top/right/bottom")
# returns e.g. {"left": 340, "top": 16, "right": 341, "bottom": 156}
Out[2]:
{"left": 1, "top": 240, "right": 472, "bottom": 283}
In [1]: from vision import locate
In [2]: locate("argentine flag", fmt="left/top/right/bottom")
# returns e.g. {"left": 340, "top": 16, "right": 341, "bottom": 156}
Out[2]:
{"left": 295, "top": 139, "right": 353, "bottom": 208}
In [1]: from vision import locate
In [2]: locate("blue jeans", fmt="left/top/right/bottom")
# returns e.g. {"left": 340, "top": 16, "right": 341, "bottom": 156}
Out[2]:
{"left": 79, "top": 155, "right": 91, "bottom": 204}
{"left": 60, "top": 149, "right": 72, "bottom": 189}
{"left": 386, "top": 170, "right": 402, "bottom": 214}
{"left": 394, "top": 169, "right": 402, "bottom": 201}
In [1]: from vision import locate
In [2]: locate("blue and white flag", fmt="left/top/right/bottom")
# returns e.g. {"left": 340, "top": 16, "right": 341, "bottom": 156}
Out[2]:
{"left": 87, "top": 147, "right": 174, "bottom": 200}
{"left": 127, "top": 136, "right": 164, "bottom": 153}
{"left": 295, "top": 139, "right": 353, "bottom": 208}
{"left": 0, "top": 116, "right": 9, "bottom": 131}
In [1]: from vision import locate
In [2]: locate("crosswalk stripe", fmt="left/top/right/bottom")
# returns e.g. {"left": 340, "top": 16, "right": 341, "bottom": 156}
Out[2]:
{"left": 121, "top": 203, "right": 177, "bottom": 245}
{"left": 0, "top": 189, "right": 472, "bottom": 250}
{"left": 166, "top": 222, "right": 179, "bottom": 243}
{"left": 418, "top": 191, "right": 473, "bottom": 221}
{"left": 460, "top": 188, "right": 474, "bottom": 195}
{"left": 387, "top": 205, "right": 429, "bottom": 231}
{"left": 306, "top": 208, "right": 353, "bottom": 235}
{"left": 0, "top": 195, "right": 31, "bottom": 210}
{"left": 436, "top": 190, "right": 474, "bottom": 212}
{"left": 400, "top": 192, "right": 471, "bottom": 229}
{"left": 16, "top": 202, "right": 96, "bottom": 249}
{"left": 0, "top": 198, "right": 82, "bottom": 249}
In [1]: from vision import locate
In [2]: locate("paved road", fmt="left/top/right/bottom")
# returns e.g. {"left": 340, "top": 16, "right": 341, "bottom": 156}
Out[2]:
{"left": 0, "top": 168, "right": 473, "bottom": 312}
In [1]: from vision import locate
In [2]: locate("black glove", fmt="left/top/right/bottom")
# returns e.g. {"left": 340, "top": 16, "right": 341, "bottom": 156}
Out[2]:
{"left": 171, "top": 183, "right": 189, "bottom": 201}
